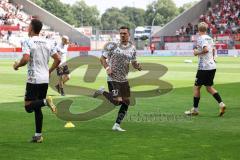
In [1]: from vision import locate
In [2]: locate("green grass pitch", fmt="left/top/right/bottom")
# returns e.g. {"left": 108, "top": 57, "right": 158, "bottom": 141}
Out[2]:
{"left": 0, "top": 56, "right": 240, "bottom": 160}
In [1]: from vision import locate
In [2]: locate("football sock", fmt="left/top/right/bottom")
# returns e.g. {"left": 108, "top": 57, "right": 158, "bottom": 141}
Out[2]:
{"left": 116, "top": 103, "right": 128, "bottom": 124}
{"left": 35, "top": 133, "right": 42, "bottom": 136}
{"left": 122, "top": 99, "right": 130, "bottom": 106}
{"left": 193, "top": 97, "right": 200, "bottom": 109}
{"left": 103, "top": 91, "right": 121, "bottom": 106}
{"left": 34, "top": 108, "right": 43, "bottom": 134}
{"left": 213, "top": 93, "right": 222, "bottom": 103}
{"left": 60, "top": 88, "right": 65, "bottom": 95}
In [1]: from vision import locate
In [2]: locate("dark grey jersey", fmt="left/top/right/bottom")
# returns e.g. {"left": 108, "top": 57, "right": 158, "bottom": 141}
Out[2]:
{"left": 102, "top": 42, "right": 136, "bottom": 82}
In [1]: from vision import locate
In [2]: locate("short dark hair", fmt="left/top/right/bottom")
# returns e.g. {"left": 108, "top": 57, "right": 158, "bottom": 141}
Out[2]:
{"left": 119, "top": 26, "right": 130, "bottom": 34}
{"left": 119, "top": 26, "right": 130, "bottom": 31}
{"left": 30, "top": 19, "right": 43, "bottom": 34}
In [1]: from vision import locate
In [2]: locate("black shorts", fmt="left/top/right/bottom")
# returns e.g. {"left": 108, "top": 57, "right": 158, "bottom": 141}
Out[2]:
{"left": 107, "top": 81, "right": 130, "bottom": 98}
{"left": 25, "top": 83, "right": 48, "bottom": 101}
{"left": 195, "top": 69, "right": 216, "bottom": 86}
{"left": 57, "top": 65, "right": 70, "bottom": 76}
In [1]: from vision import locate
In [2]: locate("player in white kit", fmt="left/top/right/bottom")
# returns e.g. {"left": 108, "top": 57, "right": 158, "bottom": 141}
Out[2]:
{"left": 55, "top": 35, "right": 70, "bottom": 96}
{"left": 13, "top": 19, "right": 61, "bottom": 143}
{"left": 185, "top": 22, "right": 226, "bottom": 116}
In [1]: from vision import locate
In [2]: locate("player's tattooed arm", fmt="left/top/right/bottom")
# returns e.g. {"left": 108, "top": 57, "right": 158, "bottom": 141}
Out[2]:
{"left": 193, "top": 46, "right": 209, "bottom": 56}
{"left": 13, "top": 54, "right": 30, "bottom": 70}
{"left": 193, "top": 49, "right": 199, "bottom": 56}
{"left": 100, "top": 56, "right": 112, "bottom": 75}
{"left": 49, "top": 53, "right": 61, "bottom": 75}
{"left": 202, "top": 46, "right": 209, "bottom": 54}
{"left": 132, "top": 61, "right": 142, "bottom": 71}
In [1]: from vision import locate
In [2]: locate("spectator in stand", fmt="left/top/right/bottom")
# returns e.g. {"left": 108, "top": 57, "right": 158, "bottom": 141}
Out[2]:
{"left": 194, "top": 24, "right": 198, "bottom": 34}
{"left": 7, "top": 30, "right": 11, "bottom": 41}
{"left": 176, "top": 30, "right": 180, "bottom": 36}
{"left": 190, "top": 23, "right": 194, "bottom": 34}
{"left": 150, "top": 43, "right": 155, "bottom": 54}
{"left": 211, "top": 25, "right": 218, "bottom": 35}
{"left": 225, "top": 27, "right": 232, "bottom": 34}
{"left": 237, "top": 28, "right": 240, "bottom": 34}
{"left": 186, "top": 27, "right": 190, "bottom": 35}
{"left": 186, "top": 23, "right": 193, "bottom": 35}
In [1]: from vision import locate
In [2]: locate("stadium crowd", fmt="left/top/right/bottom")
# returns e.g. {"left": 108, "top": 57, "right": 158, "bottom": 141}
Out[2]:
{"left": 176, "top": 0, "right": 240, "bottom": 36}
{"left": 0, "top": 0, "right": 60, "bottom": 47}
{"left": 1, "top": 0, "right": 240, "bottom": 50}
{"left": 0, "top": 0, "right": 29, "bottom": 30}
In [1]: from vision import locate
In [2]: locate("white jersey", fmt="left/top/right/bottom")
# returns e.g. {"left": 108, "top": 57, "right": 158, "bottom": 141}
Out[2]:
{"left": 22, "top": 36, "right": 57, "bottom": 84}
{"left": 57, "top": 43, "right": 68, "bottom": 66}
{"left": 197, "top": 34, "right": 216, "bottom": 70}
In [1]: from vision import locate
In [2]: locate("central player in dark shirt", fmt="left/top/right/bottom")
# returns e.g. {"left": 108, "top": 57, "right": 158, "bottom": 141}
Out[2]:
{"left": 94, "top": 26, "right": 142, "bottom": 131}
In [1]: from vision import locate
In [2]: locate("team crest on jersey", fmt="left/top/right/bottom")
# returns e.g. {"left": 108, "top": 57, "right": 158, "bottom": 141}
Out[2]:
{"left": 104, "top": 42, "right": 117, "bottom": 52}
